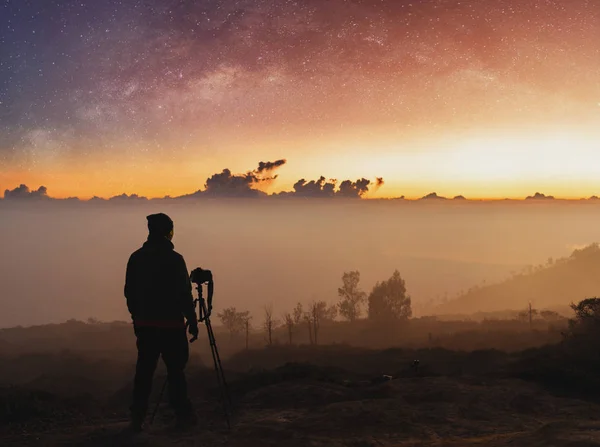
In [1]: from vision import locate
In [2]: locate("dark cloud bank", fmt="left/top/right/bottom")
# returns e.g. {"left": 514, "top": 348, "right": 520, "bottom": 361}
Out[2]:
{"left": 1, "top": 160, "right": 391, "bottom": 202}
{"left": 2, "top": 160, "right": 597, "bottom": 204}
{"left": 3, "top": 169, "right": 596, "bottom": 203}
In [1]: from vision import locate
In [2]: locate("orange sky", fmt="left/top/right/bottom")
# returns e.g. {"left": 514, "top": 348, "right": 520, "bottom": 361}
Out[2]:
{"left": 4, "top": 120, "right": 600, "bottom": 200}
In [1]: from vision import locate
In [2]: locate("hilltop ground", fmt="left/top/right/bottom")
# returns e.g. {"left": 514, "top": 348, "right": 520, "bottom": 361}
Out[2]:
{"left": 6, "top": 375, "right": 600, "bottom": 446}
{"left": 3, "top": 337, "right": 600, "bottom": 447}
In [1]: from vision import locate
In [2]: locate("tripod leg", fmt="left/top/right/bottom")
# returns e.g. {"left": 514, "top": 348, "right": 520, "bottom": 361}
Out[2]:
{"left": 210, "top": 339, "right": 231, "bottom": 411}
{"left": 205, "top": 320, "right": 231, "bottom": 429}
{"left": 206, "top": 320, "right": 232, "bottom": 408}
{"left": 149, "top": 377, "right": 167, "bottom": 425}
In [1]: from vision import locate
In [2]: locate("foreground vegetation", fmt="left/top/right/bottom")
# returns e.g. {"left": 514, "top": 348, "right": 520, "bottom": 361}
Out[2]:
{"left": 1, "top": 298, "right": 600, "bottom": 445}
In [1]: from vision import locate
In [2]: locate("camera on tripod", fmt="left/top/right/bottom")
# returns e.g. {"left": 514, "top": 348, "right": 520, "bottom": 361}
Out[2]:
{"left": 189, "top": 267, "right": 214, "bottom": 323}
{"left": 190, "top": 267, "right": 213, "bottom": 285}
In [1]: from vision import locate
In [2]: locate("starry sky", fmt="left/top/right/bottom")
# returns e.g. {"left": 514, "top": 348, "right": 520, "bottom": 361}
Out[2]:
{"left": 2, "top": 0, "right": 600, "bottom": 200}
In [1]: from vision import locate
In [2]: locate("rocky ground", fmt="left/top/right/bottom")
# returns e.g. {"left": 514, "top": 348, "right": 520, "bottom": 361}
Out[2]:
{"left": 3, "top": 364, "right": 600, "bottom": 446}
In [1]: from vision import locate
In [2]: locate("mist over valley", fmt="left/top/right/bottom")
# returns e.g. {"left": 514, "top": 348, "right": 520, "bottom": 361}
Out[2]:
{"left": 1, "top": 199, "right": 598, "bottom": 328}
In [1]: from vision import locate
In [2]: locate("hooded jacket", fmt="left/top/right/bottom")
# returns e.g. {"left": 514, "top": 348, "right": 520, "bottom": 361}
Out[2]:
{"left": 124, "top": 235, "right": 197, "bottom": 328}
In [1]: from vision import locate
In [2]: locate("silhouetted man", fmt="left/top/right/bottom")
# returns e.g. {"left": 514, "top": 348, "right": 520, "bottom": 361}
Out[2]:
{"left": 124, "top": 213, "right": 199, "bottom": 432}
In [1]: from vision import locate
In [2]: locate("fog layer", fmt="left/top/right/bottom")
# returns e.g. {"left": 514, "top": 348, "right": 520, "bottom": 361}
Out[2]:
{"left": 1, "top": 200, "right": 597, "bottom": 328}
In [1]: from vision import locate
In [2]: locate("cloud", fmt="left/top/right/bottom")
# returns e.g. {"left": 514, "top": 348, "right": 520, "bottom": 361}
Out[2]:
{"left": 202, "top": 168, "right": 269, "bottom": 198}
{"left": 420, "top": 192, "right": 448, "bottom": 200}
{"left": 367, "top": 177, "right": 385, "bottom": 196}
{"left": 88, "top": 196, "right": 107, "bottom": 202}
{"left": 286, "top": 176, "right": 337, "bottom": 198}
{"left": 525, "top": 192, "right": 554, "bottom": 200}
{"left": 108, "top": 193, "right": 149, "bottom": 202}
{"left": 1, "top": 159, "right": 384, "bottom": 202}
{"left": 277, "top": 176, "right": 377, "bottom": 198}
{"left": 2, "top": 184, "right": 82, "bottom": 202}
{"left": 3, "top": 184, "right": 49, "bottom": 200}
{"left": 337, "top": 178, "right": 371, "bottom": 198}
{"left": 257, "top": 159, "right": 287, "bottom": 174}
{"left": 187, "top": 159, "right": 288, "bottom": 198}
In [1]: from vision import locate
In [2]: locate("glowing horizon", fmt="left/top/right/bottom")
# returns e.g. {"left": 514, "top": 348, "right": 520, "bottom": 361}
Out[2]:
{"left": 4, "top": 123, "right": 600, "bottom": 201}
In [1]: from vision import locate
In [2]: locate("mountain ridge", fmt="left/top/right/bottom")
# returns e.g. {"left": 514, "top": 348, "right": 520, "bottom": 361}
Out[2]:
{"left": 433, "top": 243, "right": 600, "bottom": 315}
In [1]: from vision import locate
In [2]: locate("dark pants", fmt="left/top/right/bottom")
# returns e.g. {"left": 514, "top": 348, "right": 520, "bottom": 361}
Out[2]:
{"left": 131, "top": 326, "right": 193, "bottom": 422}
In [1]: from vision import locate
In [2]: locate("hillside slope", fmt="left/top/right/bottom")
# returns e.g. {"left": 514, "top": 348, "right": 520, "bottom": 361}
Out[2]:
{"left": 433, "top": 243, "right": 600, "bottom": 315}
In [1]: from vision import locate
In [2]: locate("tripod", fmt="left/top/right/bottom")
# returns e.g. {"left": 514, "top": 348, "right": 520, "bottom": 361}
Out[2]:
{"left": 149, "top": 279, "right": 232, "bottom": 429}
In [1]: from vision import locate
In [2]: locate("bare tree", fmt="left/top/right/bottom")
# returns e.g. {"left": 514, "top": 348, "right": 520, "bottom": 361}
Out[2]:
{"left": 528, "top": 301, "right": 534, "bottom": 329}
{"left": 283, "top": 312, "right": 294, "bottom": 344}
{"left": 312, "top": 303, "right": 320, "bottom": 345}
{"left": 304, "top": 311, "right": 314, "bottom": 345}
{"left": 309, "top": 301, "right": 326, "bottom": 345}
{"left": 263, "top": 304, "right": 278, "bottom": 346}
{"left": 298, "top": 300, "right": 337, "bottom": 345}
{"left": 293, "top": 302, "right": 304, "bottom": 325}
{"left": 242, "top": 313, "right": 252, "bottom": 350}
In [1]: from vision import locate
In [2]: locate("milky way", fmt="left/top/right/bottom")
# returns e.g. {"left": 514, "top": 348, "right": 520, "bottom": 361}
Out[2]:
{"left": 1, "top": 0, "right": 600, "bottom": 197}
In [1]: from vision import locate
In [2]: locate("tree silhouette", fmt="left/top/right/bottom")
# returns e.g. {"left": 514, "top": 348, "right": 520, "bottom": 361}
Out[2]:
{"left": 217, "top": 307, "right": 249, "bottom": 339}
{"left": 283, "top": 312, "right": 294, "bottom": 344}
{"left": 293, "top": 302, "right": 304, "bottom": 325}
{"left": 309, "top": 300, "right": 337, "bottom": 344}
{"left": 337, "top": 270, "right": 367, "bottom": 321}
{"left": 242, "top": 313, "right": 252, "bottom": 349}
{"left": 310, "top": 302, "right": 320, "bottom": 345}
{"left": 304, "top": 311, "right": 313, "bottom": 345}
{"left": 263, "top": 304, "right": 278, "bottom": 346}
{"left": 568, "top": 297, "right": 600, "bottom": 337}
{"left": 367, "top": 270, "right": 412, "bottom": 322}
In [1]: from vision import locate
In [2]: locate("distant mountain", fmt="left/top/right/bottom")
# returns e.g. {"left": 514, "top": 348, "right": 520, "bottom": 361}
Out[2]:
{"left": 433, "top": 243, "right": 600, "bottom": 315}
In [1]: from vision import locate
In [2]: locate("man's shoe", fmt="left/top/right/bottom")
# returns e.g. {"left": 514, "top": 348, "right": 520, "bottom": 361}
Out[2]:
{"left": 173, "top": 412, "right": 198, "bottom": 431}
{"left": 120, "top": 419, "right": 143, "bottom": 436}
{"left": 128, "top": 404, "right": 147, "bottom": 433}
{"left": 128, "top": 420, "right": 144, "bottom": 433}
{"left": 129, "top": 422, "right": 144, "bottom": 433}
